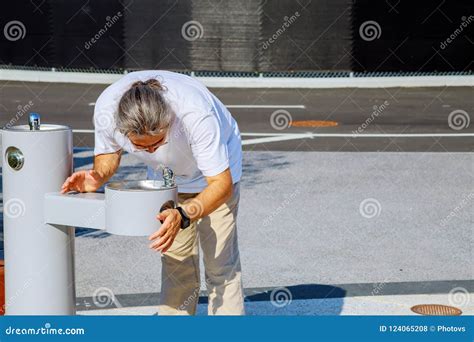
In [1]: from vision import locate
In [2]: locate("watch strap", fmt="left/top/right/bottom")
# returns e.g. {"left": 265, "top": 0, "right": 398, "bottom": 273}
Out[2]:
{"left": 176, "top": 206, "right": 191, "bottom": 229}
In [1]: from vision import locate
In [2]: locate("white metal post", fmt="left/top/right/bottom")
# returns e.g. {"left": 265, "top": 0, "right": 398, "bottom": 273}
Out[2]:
{"left": 2, "top": 123, "right": 75, "bottom": 315}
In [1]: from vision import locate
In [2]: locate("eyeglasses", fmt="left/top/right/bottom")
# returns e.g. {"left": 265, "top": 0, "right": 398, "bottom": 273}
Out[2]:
{"left": 130, "top": 134, "right": 168, "bottom": 153}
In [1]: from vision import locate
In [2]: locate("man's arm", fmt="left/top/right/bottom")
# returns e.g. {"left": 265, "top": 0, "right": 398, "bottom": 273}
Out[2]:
{"left": 183, "top": 167, "right": 233, "bottom": 221}
{"left": 93, "top": 150, "right": 122, "bottom": 184}
{"left": 149, "top": 168, "right": 233, "bottom": 253}
{"left": 61, "top": 150, "right": 122, "bottom": 193}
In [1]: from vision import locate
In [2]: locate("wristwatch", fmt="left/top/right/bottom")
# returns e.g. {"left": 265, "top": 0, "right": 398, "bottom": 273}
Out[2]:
{"left": 176, "top": 206, "right": 191, "bottom": 229}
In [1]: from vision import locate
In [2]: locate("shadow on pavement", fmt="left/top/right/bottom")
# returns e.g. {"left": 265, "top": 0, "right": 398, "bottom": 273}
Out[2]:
{"left": 77, "top": 283, "right": 346, "bottom": 315}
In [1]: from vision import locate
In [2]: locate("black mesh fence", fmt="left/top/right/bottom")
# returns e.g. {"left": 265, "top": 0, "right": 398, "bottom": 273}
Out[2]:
{"left": 50, "top": 0, "right": 125, "bottom": 70}
{"left": 352, "top": 0, "right": 474, "bottom": 72}
{"left": 260, "top": 0, "right": 353, "bottom": 72}
{"left": 0, "top": 0, "right": 472, "bottom": 73}
{"left": 123, "top": 0, "right": 191, "bottom": 70}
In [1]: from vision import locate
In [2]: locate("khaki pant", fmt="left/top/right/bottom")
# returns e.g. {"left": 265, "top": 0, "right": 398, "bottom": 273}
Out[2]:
{"left": 158, "top": 182, "right": 245, "bottom": 315}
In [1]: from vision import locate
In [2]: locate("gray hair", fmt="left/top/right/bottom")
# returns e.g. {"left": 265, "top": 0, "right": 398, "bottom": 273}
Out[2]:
{"left": 116, "top": 79, "right": 173, "bottom": 136}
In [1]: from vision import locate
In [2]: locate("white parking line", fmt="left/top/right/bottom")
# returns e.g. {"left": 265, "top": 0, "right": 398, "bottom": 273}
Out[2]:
{"left": 73, "top": 129, "right": 473, "bottom": 139}
{"left": 73, "top": 129, "right": 95, "bottom": 133}
{"left": 241, "top": 133, "right": 293, "bottom": 136}
{"left": 304, "top": 133, "right": 474, "bottom": 137}
{"left": 242, "top": 134, "right": 313, "bottom": 145}
{"left": 241, "top": 132, "right": 474, "bottom": 145}
{"left": 74, "top": 150, "right": 95, "bottom": 158}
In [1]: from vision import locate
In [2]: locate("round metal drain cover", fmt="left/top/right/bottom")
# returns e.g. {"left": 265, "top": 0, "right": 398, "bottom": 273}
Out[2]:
{"left": 411, "top": 304, "right": 462, "bottom": 316}
{"left": 290, "top": 120, "right": 339, "bottom": 127}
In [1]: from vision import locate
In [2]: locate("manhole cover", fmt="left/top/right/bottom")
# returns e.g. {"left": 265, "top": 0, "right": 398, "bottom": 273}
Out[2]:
{"left": 290, "top": 120, "right": 339, "bottom": 127}
{"left": 411, "top": 304, "right": 462, "bottom": 316}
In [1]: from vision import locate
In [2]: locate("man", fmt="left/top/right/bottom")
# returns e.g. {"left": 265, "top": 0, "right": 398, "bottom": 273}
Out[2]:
{"left": 61, "top": 70, "right": 244, "bottom": 315}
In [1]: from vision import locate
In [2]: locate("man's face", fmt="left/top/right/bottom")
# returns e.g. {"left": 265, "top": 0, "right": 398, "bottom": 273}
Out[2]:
{"left": 128, "top": 130, "right": 168, "bottom": 153}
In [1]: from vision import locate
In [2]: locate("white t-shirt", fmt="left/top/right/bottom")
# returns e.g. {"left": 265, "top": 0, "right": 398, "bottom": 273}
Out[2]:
{"left": 93, "top": 70, "right": 242, "bottom": 193}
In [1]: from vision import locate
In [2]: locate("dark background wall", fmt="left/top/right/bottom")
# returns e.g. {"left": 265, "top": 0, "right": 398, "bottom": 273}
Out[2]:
{"left": 0, "top": 0, "right": 472, "bottom": 73}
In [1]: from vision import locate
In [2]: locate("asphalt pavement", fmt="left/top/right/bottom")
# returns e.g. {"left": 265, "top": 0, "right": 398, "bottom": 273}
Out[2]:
{"left": 0, "top": 81, "right": 472, "bottom": 151}
{"left": 0, "top": 81, "right": 472, "bottom": 315}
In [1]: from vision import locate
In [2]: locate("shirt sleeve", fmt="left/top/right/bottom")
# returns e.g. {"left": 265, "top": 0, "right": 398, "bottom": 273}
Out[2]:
{"left": 93, "top": 100, "right": 122, "bottom": 155}
{"left": 188, "top": 112, "right": 229, "bottom": 177}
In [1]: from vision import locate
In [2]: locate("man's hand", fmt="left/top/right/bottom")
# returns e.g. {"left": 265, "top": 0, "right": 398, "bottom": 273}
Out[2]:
{"left": 148, "top": 209, "right": 182, "bottom": 253}
{"left": 61, "top": 170, "right": 103, "bottom": 193}
{"left": 60, "top": 151, "right": 121, "bottom": 194}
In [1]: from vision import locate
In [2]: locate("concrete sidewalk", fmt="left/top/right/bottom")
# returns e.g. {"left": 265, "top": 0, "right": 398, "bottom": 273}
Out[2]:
{"left": 78, "top": 293, "right": 474, "bottom": 316}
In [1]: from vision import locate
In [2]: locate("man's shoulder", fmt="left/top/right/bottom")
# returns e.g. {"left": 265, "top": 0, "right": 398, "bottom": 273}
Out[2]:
{"left": 96, "top": 70, "right": 198, "bottom": 102}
